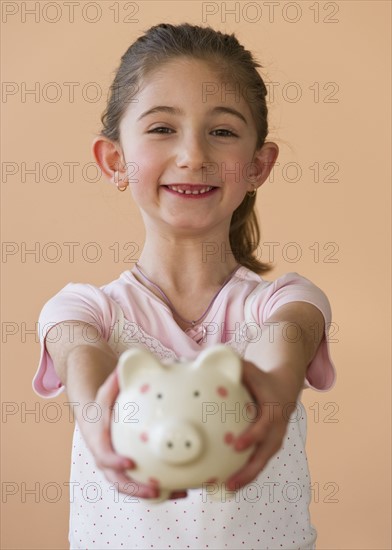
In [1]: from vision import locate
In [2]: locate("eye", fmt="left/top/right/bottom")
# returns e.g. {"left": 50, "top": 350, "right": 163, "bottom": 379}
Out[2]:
{"left": 156, "top": 393, "right": 163, "bottom": 399}
{"left": 147, "top": 127, "right": 174, "bottom": 134}
{"left": 211, "top": 129, "right": 238, "bottom": 137}
{"left": 193, "top": 390, "right": 200, "bottom": 397}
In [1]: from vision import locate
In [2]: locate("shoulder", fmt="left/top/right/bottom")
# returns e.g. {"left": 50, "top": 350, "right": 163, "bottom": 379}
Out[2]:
{"left": 48, "top": 270, "right": 128, "bottom": 300}
{"left": 44, "top": 281, "right": 110, "bottom": 307}
{"left": 264, "top": 271, "right": 328, "bottom": 297}
{"left": 239, "top": 267, "right": 315, "bottom": 287}
{"left": 245, "top": 269, "right": 332, "bottom": 324}
{"left": 39, "top": 273, "right": 128, "bottom": 319}
{"left": 240, "top": 268, "right": 324, "bottom": 299}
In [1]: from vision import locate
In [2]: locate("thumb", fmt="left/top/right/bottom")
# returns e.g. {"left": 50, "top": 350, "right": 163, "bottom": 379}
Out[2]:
{"left": 96, "top": 366, "right": 120, "bottom": 407}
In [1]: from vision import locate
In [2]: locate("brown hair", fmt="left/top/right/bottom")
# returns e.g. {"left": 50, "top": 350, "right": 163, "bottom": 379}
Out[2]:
{"left": 99, "top": 22, "right": 274, "bottom": 274}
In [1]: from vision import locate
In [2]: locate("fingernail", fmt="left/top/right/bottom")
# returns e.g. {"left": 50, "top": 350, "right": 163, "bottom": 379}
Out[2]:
{"left": 226, "top": 480, "right": 235, "bottom": 491}
{"left": 234, "top": 439, "right": 247, "bottom": 451}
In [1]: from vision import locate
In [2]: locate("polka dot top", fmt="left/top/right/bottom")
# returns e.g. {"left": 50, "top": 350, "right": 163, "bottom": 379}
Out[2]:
{"left": 32, "top": 267, "right": 336, "bottom": 549}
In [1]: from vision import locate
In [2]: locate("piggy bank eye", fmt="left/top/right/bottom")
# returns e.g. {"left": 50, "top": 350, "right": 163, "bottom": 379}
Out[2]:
{"left": 156, "top": 393, "right": 163, "bottom": 399}
{"left": 193, "top": 390, "right": 200, "bottom": 397}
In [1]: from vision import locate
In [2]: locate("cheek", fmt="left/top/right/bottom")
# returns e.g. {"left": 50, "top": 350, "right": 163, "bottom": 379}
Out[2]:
{"left": 224, "top": 175, "right": 248, "bottom": 204}
{"left": 125, "top": 145, "right": 163, "bottom": 188}
{"left": 130, "top": 180, "right": 148, "bottom": 200}
{"left": 218, "top": 152, "right": 255, "bottom": 187}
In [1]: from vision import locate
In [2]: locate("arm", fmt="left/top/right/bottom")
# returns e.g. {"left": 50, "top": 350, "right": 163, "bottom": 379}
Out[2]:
{"left": 226, "top": 301, "right": 325, "bottom": 491}
{"left": 253, "top": 300, "right": 325, "bottom": 391}
{"left": 45, "top": 321, "right": 187, "bottom": 501}
{"left": 46, "top": 321, "right": 118, "bottom": 404}
{"left": 45, "top": 322, "right": 128, "bottom": 470}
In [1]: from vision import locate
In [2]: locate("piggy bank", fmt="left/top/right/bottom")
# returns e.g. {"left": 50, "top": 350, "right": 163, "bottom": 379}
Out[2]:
{"left": 110, "top": 344, "right": 257, "bottom": 503}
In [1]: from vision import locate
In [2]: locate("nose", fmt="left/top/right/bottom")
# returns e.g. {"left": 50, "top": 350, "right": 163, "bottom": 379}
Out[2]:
{"left": 176, "top": 132, "right": 208, "bottom": 172}
{"left": 150, "top": 419, "right": 203, "bottom": 465}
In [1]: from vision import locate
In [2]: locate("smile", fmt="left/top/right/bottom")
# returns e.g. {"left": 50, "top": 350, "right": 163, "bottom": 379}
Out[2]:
{"left": 162, "top": 185, "right": 218, "bottom": 197}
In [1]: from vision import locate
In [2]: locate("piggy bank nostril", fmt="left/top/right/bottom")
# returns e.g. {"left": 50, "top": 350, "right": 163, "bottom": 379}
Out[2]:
{"left": 151, "top": 421, "right": 203, "bottom": 464}
{"left": 166, "top": 440, "right": 193, "bottom": 449}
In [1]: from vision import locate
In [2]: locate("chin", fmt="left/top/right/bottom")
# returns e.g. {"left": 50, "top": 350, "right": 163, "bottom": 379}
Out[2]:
{"left": 163, "top": 217, "right": 212, "bottom": 232}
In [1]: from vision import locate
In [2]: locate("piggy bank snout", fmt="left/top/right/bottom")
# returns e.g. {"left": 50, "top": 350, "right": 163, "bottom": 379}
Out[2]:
{"left": 150, "top": 419, "right": 203, "bottom": 465}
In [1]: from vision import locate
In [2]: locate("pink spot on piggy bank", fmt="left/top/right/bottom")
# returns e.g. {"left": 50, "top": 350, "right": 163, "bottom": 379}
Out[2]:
{"left": 217, "top": 386, "right": 228, "bottom": 397}
{"left": 224, "top": 432, "right": 235, "bottom": 445}
{"left": 111, "top": 344, "right": 256, "bottom": 503}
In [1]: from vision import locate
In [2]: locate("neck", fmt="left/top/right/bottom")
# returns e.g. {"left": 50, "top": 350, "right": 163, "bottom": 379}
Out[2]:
{"left": 133, "top": 229, "right": 239, "bottom": 296}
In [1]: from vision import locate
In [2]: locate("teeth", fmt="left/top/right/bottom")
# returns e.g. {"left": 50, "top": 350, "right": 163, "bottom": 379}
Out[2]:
{"left": 167, "top": 186, "right": 213, "bottom": 195}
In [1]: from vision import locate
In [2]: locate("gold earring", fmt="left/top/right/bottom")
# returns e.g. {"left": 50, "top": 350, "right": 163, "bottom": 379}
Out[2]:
{"left": 247, "top": 183, "right": 257, "bottom": 197}
{"left": 114, "top": 171, "right": 128, "bottom": 192}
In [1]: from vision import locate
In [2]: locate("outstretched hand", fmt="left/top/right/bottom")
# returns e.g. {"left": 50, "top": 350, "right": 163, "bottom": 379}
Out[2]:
{"left": 80, "top": 368, "right": 188, "bottom": 501}
{"left": 225, "top": 359, "right": 304, "bottom": 491}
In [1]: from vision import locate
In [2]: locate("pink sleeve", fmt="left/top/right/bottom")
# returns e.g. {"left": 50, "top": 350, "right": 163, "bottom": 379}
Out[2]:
{"left": 32, "top": 282, "right": 121, "bottom": 399}
{"left": 256, "top": 272, "right": 337, "bottom": 392}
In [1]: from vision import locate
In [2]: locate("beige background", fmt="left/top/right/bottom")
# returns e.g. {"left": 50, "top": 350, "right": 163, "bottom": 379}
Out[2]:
{"left": 2, "top": 1, "right": 391, "bottom": 548}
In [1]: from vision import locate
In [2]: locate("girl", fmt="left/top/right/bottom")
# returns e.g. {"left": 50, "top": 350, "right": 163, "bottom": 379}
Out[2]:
{"left": 33, "top": 23, "right": 336, "bottom": 550}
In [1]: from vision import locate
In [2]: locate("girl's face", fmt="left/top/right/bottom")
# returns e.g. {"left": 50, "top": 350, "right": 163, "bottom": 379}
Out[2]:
{"left": 118, "top": 57, "right": 263, "bottom": 236}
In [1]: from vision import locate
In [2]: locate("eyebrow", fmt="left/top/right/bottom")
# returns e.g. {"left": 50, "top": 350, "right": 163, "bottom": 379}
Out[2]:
{"left": 137, "top": 105, "right": 248, "bottom": 125}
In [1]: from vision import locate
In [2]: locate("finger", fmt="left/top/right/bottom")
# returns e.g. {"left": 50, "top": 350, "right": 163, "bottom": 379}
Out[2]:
{"left": 234, "top": 362, "right": 274, "bottom": 450}
{"left": 90, "top": 430, "right": 136, "bottom": 471}
{"left": 234, "top": 401, "right": 285, "bottom": 451}
{"left": 98, "top": 367, "right": 120, "bottom": 404}
{"left": 95, "top": 369, "right": 120, "bottom": 420}
{"left": 96, "top": 434, "right": 136, "bottom": 470}
{"left": 91, "top": 442, "right": 136, "bottom": 472}
{"left": 76, "top": 420, "right": 133, "bottom": 472}
{"left": 86, "top": 418, "right": 136, "bottom": 471}
{"left": 169, "top": 491, "right": 188, "bottom": 500}
{"left": 94, "top": 370, "right": 137, "bottom": 470}
{"left": 104, "top": 469, "right": 159, "bottom": 499}
{"left": 233, "top": 415, "right": 269, "bottom": 451}
{"left": 226, "top": 435, "right": 283, "bottom": 491}
{"left": 241, "top": 359, "right": 267, "bottom": 390}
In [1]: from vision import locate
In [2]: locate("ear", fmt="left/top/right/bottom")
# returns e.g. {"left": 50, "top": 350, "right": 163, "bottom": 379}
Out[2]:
{"left": 91, "top": 135, "right": 126, "bottom": 184}
{"left": 193, "top": 344, "right": 242, "bottom": 384}
{"left": 117, "top": 345, "right": 163, "bottom": 390}
{"left": 246, "top": 141, "right": 279, "bottom": 192}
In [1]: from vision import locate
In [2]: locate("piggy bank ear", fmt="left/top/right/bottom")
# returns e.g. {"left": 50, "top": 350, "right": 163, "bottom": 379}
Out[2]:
{"left": 193, "top": 344, "right": 241, "bottom": 384}
{"left": 117, "top": 345, "right": 162, "bottom": 390}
